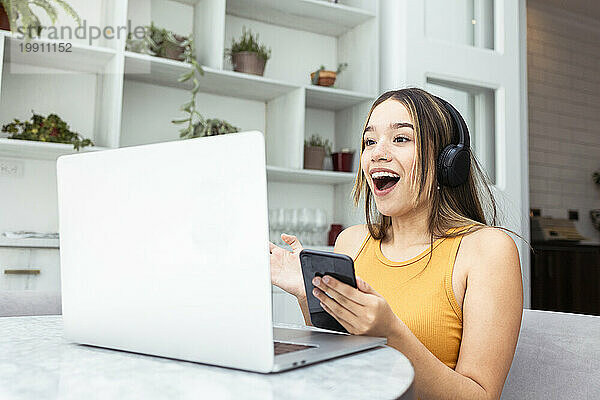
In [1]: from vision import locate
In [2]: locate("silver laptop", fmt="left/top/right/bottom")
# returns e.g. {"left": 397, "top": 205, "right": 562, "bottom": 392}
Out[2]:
{"left": 56, "top": 131, "right": 385, "bottom": 373}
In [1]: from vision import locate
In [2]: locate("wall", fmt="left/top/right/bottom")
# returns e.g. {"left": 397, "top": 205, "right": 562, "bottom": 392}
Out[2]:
{"left": 528, "top": 0, "right": 600, "bottom": 242}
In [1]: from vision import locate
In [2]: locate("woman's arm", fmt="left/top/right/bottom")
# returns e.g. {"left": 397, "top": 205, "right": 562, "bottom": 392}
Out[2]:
{"left": 314, "top": 227, "right": 523, "bottom": 400}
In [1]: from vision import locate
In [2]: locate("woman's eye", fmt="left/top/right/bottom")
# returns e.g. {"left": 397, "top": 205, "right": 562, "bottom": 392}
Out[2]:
{"left": 364, "top": 139, "right": 375, "bottom": 146}
{"left": 394, "top": 136, "right": 409, "bottom": 143}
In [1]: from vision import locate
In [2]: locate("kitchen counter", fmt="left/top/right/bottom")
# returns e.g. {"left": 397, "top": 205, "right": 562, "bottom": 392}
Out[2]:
{"left": 0, "top": 316, "right": 415, "bottom": 400}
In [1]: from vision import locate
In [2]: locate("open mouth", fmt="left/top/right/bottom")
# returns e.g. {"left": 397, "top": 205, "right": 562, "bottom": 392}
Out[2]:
{"left": 371, "top": 172, "right": 401, "bottom": 193}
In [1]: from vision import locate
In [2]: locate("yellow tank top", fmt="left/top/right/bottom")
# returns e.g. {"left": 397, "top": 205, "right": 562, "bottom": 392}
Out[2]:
{"left": 354, "top": 225, "right": 473, "bottom": 369}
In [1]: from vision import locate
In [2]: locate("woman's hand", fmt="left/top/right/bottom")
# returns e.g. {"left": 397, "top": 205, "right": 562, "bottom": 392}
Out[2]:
{"left": 269, "top": 234, "right": 306, "bottom": 300}
{"left": 312, "top": 275, "right": 400, "bottom": 338}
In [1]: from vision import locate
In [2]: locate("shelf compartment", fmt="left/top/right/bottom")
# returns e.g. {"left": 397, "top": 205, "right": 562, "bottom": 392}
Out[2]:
{"left": 171, "top": 0, "right": 375, "bottom": 36}
{"left": 124, "top": 52, "right": 374, "bottom": 109}
{"left": 124, "top": 51, "right": 299, "bottom": 102}
{"left": 305, "top": 85, "right": 374, "bottom": 111}
{"left": 2, "top": 32, "right": 116, "bottom": 74}
{"left": 224, "top": 0, "right": 375, "bottom": 37}
{"left": 0, "top": 138, "right": 108, "bottom": 160}
{"left": 267, "top": 165, "right": 355, "bottom": 185}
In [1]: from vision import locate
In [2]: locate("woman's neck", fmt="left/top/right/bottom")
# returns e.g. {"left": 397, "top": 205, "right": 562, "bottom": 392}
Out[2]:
{"left": 386, "top": 204, "right": 432, "bottom": 248}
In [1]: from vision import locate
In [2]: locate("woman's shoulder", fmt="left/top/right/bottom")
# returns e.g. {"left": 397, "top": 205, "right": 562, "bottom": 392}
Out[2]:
{"left": 333, "top": 224, "right": 370, "bottom": 259}
{"left": 457, "top": 225, "right": 520, "bottom": 272}
{"left": 460, "top": 225, "right": 518, "bottom": 253}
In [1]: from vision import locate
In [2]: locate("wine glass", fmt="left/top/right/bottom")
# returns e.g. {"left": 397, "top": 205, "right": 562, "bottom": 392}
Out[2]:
{"left": 298, "top": 208, "right": 313, "bottom": 246}
{"left": 314, "top": 209, "right": 328, "bottom": 246}
{"left": 275, "top": 208, "right": 286, "bottom": 245}
{"left": 269, "top": 208, "right": 277, "bottom": 244}
{"left": 284, "top": 209, "right": 299, "bottom": 248}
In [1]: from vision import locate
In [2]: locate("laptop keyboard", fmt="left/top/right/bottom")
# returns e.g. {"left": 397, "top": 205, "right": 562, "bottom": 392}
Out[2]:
{"left": 274, "top": 341, "right": 315, "bottom": 355}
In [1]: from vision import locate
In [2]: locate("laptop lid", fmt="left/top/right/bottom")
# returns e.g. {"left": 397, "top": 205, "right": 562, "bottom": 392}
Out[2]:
{"left": 57, "top": 131, "right": 274, "bottom": 372}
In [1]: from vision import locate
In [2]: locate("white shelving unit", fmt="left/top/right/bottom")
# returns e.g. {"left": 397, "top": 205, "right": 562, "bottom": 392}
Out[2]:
{"left": 0, "top": 1, "right": 376, "bottom": 244}
{"left": 0, "top": 0, "right": 378, "bottom": 324}
{"left": 0, "top": 138, "right": 109, "bottom": 160}
{"left": 0, "top": 237, "right": 59, "bottom": 249}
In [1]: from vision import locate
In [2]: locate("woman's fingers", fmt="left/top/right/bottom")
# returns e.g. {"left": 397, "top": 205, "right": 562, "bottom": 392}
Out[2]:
{"left": 281, "top": 233, "right": 303, "bottom": 252}
{"left": 313, "top": 287, "right": 359, "bottom": 322}
{"left": 316, "top": 275, "right": 368, "bottom": 306}
{"left": 319, "top": 300, "right": 357, "bottom": 334}
{"left": 312, "top": 280, "right": 362, "bottom": 316}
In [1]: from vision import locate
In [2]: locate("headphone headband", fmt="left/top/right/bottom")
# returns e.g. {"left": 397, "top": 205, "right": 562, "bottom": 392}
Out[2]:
{"left": 434, "top": 96, "right": 470, "bottom": 149}
{"left": 434, "top": 95, "right": 471, "bottom": 187}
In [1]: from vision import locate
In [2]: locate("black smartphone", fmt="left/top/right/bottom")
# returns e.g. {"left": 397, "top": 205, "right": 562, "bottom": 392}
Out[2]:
{"left": 299, "top": 249, "right": 357, "bottom": 333}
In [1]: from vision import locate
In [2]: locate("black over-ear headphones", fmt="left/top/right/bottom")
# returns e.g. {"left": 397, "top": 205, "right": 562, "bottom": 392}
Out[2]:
{"left": 434, "top": 96, "right": 471, "bottom": 187}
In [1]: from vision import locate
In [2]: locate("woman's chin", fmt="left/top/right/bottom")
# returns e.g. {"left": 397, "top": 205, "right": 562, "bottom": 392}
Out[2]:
{"left": 373, "top": 192, "right": 411, "bottom": 217}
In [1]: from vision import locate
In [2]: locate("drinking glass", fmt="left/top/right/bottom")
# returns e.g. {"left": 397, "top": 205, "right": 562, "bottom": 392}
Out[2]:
{"left": 298, "top": 208, "right": 314, "bottom": 246}
{"left": 314, "top": 209, "right": 328, "bottom": 246}
{"left": 284, "top": 209, "right": 299, "bottom": 248}
{"left": 275, "top": 208, "right": 286, "bottom": 245}
{"left": 268, "top": 209, "right": 277, "bottom": 243}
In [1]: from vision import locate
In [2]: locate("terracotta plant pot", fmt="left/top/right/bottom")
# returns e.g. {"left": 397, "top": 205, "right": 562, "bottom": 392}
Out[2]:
{"left": 331, "top": 149, "right": 355, "bottom": 172}
{"left": 0, "top": 4, "right": 10, "bottom": 31}
{"left": 163, "top": 34, "right": 187, "bottom": 61}
{"left": 231, "top": 51, "right": 266, "bottom": 76}
{"left": 328, "top": 224, "right": 343, "bottom": 246}
{"left": 310, "top": 70, "right": 337, "bottom": 87}
{"left": 304, "top": 145, "right": 326, "bottom": 170}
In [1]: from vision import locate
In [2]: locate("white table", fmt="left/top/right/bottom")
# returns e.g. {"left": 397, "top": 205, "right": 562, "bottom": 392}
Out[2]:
{"left": 0, "top": 316, "right": 415, "bottom": 400}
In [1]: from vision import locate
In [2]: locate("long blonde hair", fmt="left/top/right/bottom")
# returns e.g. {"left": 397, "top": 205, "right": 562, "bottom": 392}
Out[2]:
{"left": 352, "top": 88, "right": 498, "bottom": 242}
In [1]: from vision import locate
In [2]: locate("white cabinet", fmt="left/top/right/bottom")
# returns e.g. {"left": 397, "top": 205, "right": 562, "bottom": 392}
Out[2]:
{"left": 0, "top": 246, "right": 60, "bottom": 292}
{"left": 272, "top": 286, "right": 305, "bottom": 325}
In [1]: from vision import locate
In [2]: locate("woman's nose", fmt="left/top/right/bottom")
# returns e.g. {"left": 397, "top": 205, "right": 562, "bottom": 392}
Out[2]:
{"left": 371, "top": 143, "right": 391, "bottom": 161}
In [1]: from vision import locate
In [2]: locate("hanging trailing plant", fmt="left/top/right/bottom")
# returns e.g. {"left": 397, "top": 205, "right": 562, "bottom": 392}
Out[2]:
{"left": 0, "top": 0, "right": 81, "bottom": 40}
{"left": 133, "top": 23, "right": 205, "bottom": 139}
{"left": 171, "top": 38, "right": 206, "bottom": 139}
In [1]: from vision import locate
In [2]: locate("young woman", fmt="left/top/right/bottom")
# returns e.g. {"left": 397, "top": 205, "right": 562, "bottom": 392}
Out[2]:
{"left": 269, "top": 88, "right": 523, "bottom": 400}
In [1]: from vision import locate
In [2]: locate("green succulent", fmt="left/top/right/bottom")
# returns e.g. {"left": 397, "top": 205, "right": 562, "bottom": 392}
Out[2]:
{"left": 2, "top": 111, "right": 93, "bottom": 150}
{"left": 593, "top": 171, "right": 600, "bottom": 185}
{"left": 1, "top": 0, "right": 81, "bottom": 40}
{"left": 225, "top": 26, "right": 271, "bottom": 61}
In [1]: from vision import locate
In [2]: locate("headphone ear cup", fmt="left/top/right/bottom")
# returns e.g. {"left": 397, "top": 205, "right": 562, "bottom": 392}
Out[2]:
{"left": 437, "top": 145, "right": 455, "bottom": 187}
{"left": 437, "top": 145, "right": 470, "bottom": 187}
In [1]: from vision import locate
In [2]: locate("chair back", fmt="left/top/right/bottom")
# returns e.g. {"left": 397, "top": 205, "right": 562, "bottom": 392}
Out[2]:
{"left": 502, "top": 309, "right": 600, "bottom": 399}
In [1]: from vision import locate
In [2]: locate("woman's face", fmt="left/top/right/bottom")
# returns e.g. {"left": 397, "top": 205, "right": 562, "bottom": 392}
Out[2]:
{"left": 360, "top": 99, "right": 419, "bottom": 217}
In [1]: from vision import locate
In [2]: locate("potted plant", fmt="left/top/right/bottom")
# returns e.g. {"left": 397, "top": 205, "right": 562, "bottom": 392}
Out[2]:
{"left": 225, "top": 26, "right": 271, "bottom": 76}
{"left": 0, "top": 0, "right": 81, "bottom": 39}
{"left": 141, "top": 22, "right": 189, "bottom": 61}
{"left": 1, "top": 111, "right": 93, "bottom": 150}
{"left": 304, "top": 134, "right": 331, "bottom": 170}
{"left": 331, "top": 148, "right": 355, "bottom": 172}
{"left": 182, "top": 117, "right": 240, "bottom": 139}
{"left": 591, "top": 171, "right": 600, "bottom": 232}
{"left": 310, "top": 62, "right": 348, "bottom": 87}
